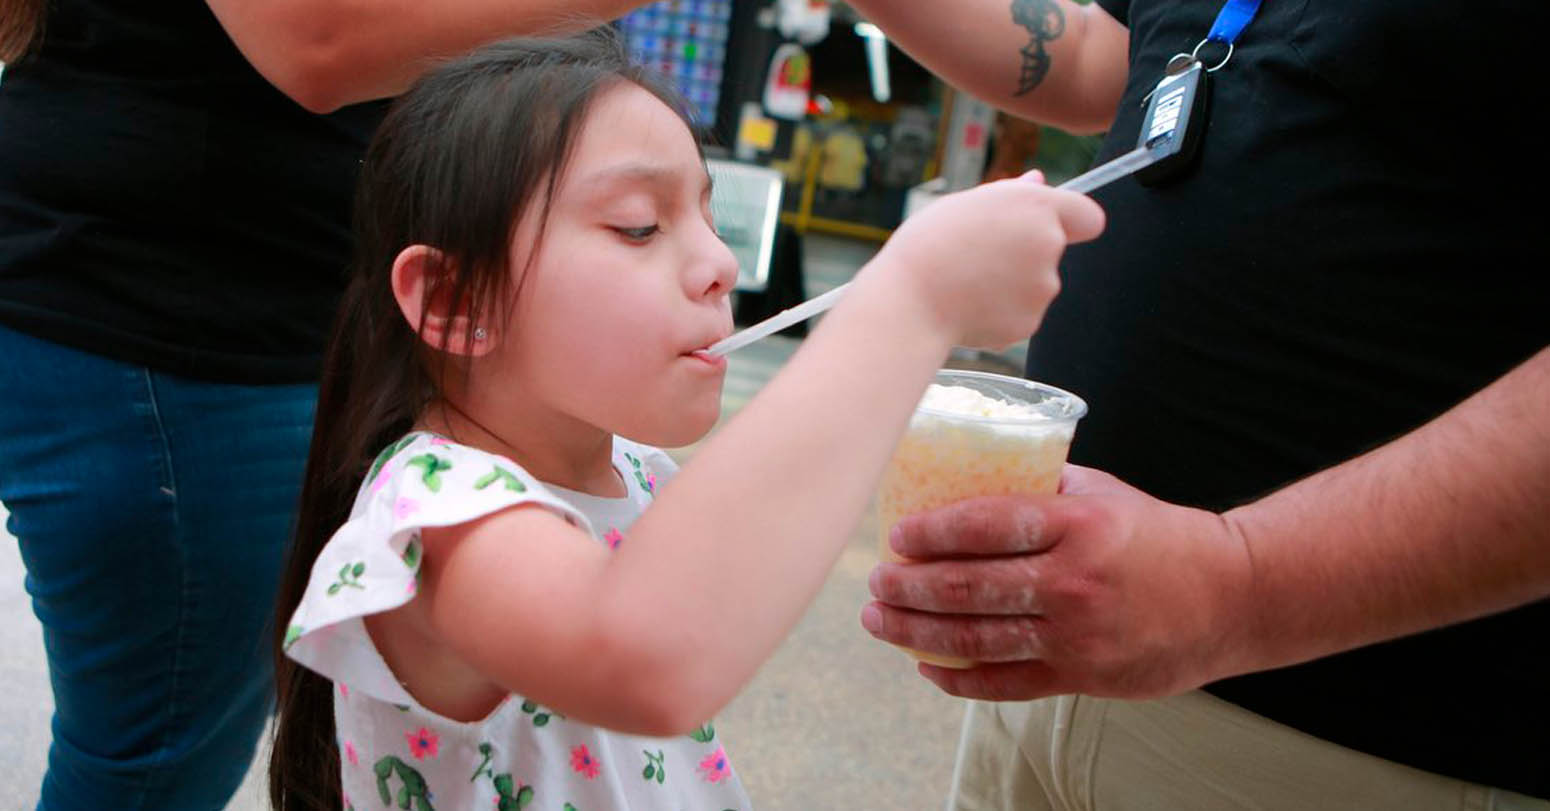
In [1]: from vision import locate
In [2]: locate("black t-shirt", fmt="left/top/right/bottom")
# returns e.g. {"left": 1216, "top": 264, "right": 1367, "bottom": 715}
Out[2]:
{"left": 0, "top": 0, "right": 387, "bottom": 383}
{"left": 1029, "top": 0, "right": 1549, "bottom": 796}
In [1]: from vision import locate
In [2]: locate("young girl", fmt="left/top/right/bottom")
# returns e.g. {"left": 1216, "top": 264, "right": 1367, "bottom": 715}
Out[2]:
{"left": 269, "top": 28, "right": 1103, "bottom": 811}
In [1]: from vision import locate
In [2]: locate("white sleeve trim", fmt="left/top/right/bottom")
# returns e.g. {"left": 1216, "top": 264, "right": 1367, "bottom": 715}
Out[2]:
{"left": 282, "top": 435, "right": 591, "bottom": 704}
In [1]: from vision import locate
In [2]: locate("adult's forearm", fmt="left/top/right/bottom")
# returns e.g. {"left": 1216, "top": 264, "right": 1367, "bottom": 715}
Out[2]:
{"left": 1224, "top": 346, "right": 1550, "bottom": 675}
{"left": 207, "top": 0, "right": 647, "bottom": 112}
{"left": 846, "top": 0, "right": 1128, "bottom": 133}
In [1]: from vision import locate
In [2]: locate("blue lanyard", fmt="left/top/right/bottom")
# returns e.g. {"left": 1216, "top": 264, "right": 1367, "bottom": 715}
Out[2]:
{"left": 1133, "top": 0, "right": 1263, "bottom": 185}
{"left": 1205, "top": 0, "right": 1262, "bottom": 47}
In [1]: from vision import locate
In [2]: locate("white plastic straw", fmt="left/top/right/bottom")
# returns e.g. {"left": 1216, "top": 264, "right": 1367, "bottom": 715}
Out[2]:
{"left": 705, "top": 146, "right": 1160, "bottom": 358}
{"left": 1055, "top": 146, "right": 1157, "bottom": 194}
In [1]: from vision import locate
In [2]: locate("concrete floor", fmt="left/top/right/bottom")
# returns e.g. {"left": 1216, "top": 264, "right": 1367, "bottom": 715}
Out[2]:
{"left": 0, "top": 234, "right": 1022, "bottom": 810}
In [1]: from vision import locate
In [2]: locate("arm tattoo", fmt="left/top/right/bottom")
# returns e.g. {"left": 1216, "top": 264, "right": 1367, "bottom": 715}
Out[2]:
{"left": 1011, "top": 0, "right": 1067, "bottom": 96}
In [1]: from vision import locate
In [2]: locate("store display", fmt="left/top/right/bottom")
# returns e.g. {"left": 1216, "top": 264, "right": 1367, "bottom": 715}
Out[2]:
{"left": 618, "top": 1, "right": 735, "bottom": 126}
{"left": 762, "top": 42, "right": 812, "bottom": 120}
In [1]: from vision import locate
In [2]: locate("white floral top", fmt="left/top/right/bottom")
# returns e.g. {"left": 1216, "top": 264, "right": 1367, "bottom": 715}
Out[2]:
{"left": 284, "top": 432, "right": 751, "bottom": 811}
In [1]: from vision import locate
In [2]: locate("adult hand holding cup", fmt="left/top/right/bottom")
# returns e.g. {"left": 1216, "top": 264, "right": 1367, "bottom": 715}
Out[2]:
{"left": 874, "top": 369, "right": 1085, "bottom": 668}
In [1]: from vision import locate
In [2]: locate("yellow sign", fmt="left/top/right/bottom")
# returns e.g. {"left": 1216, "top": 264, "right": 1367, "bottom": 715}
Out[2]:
{"left": 737, "top": 115, "right": 778, "bottom": 152}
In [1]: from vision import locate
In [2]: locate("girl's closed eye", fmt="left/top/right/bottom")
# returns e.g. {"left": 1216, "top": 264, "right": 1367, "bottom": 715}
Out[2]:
{"left": 613, "top": 224, "right": 659, "bottom": 242}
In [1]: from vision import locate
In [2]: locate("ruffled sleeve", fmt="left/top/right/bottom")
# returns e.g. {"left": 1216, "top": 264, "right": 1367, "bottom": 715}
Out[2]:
{"left": 282, "top": 434, "right": 591, "bottom": 705}
{"left": 615, "top": 437, "right": 679, "bottom": 498}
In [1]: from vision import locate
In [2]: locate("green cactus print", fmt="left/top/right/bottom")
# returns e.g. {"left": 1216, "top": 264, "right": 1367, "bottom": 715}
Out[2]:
{"left": 402, "top": 538, "right": 422, "bottom": 570}
{"left": 327, "top": 561, "right": 366, "bottom": 595}
{"left": 470, "top": 743, "right": 534, "bottom": 809}
{"left": 622, "top": 453, "right": 653, "bottom": 493}
{"left": 405, "top": 454, "right": 453, "bottom": 492}
{"left": 519, "top": 699, "right": 553, "bottom": 727}
{"left": 367, "top": 434, "right": 423, "bottom": 486}
{"left": 491, "top": 774, "right": 534, "bottom": 810}
{"left": 374, "top": 755, "right": 434, "bottom": 811}
{"left": 474, "top": 465, "right": 526, "bottom": 492}
{"left": 641, "top": 749, "right": 666, "bottom": 784}
{"left": 471, "top": 742, "right": 495, "bottom": 782}
{"left": 689, "top": 722, "right": 715, "bottom": 743}
{"left": 283, "top": 624, "right": 303, "bottom": 649}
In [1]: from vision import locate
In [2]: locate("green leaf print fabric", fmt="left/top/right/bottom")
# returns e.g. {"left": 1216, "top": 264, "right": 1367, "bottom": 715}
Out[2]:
{"left": 284, "top": 433, "right": 748, "bottom": 809}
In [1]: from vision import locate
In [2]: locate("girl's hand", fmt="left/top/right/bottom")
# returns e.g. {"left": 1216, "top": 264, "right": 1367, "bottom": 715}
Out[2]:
{"left": 873, "top": 172, "right": 1105, "bottom": 349}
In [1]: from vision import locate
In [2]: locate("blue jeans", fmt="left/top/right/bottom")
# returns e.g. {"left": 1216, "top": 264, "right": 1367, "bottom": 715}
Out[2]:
{"left": 0, "top": 324, "right": 316, "bottom": 809}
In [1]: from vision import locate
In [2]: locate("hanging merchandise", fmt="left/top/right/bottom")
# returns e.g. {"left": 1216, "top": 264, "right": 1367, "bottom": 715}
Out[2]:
{"left": 877, "top": 107, "right": 934, "bottom": 189}
{"left": 940, "top": 91, "right": 997, "bottom": 191}
{"left": 818, "top": 128, "right": 868, "bottom": 192}
{"left": 762, "top": 42, "right": 812, "bottom": 121}
{"left": 775, "top": 0, "right": 831, "bottom": 45}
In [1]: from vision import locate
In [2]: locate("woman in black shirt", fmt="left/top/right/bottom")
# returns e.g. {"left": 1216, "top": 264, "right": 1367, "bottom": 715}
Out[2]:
{"left": 0, "top": 0, "right": 649, "bottom": 805}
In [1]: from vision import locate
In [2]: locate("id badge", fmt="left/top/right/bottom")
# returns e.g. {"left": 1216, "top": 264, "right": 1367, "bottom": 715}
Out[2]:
{"left": 1135, "top": 54, "right": 1211, "bottom": 187}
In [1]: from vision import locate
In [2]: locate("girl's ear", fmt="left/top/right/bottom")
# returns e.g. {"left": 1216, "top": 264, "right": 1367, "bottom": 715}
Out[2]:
{"left": 390, "top": 245, "right": 496, "bottom": 357}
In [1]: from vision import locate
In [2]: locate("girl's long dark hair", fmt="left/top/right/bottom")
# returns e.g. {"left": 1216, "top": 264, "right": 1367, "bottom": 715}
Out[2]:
{"left": 1, "top": 0, "right": 45, "bottom": 62}
{"left": 269, "top": 28, "right": 696, "bottom": 810}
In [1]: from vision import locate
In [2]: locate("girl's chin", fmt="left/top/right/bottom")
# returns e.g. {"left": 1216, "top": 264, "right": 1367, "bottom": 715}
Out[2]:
{"left": 616, "top": 403, "right": 721, "bottom": 449}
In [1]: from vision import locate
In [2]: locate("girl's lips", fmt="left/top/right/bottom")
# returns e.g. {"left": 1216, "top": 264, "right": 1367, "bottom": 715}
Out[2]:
{"left": 687, "top": 349, "right": 727, "bottom": 370}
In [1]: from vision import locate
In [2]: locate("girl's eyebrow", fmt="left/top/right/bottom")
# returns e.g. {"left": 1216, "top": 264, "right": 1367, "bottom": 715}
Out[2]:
{"left": 574, "top": 163, "right": 714, "bottom": 198}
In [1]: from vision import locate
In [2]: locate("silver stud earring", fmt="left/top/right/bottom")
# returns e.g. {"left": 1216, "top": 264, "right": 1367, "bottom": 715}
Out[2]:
{"left": 473, "top": 327, "right": 487, "bottom": 341}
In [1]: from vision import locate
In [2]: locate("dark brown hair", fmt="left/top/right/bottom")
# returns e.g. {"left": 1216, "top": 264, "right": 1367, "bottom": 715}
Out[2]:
{"left": 268, "top": 28, "right": 696, "bottom": 810}
{"left": 0, "top": 0, "right": 45, "bottom": 63}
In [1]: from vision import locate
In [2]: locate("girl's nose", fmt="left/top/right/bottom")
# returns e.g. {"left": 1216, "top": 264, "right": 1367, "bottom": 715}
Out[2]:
{"left": 691, "top": 220, "right": 740, "bottom": 300}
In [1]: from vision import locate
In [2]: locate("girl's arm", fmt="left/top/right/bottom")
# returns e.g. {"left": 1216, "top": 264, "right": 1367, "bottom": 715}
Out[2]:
{"left": 204, "top": 0, "right": 647, "bottom": 112}
{"left": 407, "top": 180, "right": 1104, "bottom": 735}
{"left": 846, "top": 0, "right": 1130, "bottom": 134}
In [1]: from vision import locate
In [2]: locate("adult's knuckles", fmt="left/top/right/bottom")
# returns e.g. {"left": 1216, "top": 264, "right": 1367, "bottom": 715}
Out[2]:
{"left": 870, "top": 564, "right": 920, "bottom": 607}
{"left": 1037, "top": 565, "right": 1098, "bottom": 612}
{"left": 969, "top": 504, "right": 1015, "bottom": 552}
{"left": 953, "top": 498, "right": 1033, "bottom": 553}
{"left": 950, "top": 618, "right": 995, "bottom": 658}
{"left": 937, "top": 569, "right": 981, "bottom": 611}
{"left": 981, "top": 616, "right": 1042, "bottom": 660}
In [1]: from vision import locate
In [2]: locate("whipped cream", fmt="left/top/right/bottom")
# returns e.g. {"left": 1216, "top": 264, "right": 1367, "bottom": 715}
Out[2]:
{"left": 917, "top": 383, "right": 1049, "bottom": 421}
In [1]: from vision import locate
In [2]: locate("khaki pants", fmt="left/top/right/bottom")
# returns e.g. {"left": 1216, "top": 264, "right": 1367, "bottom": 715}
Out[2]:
{"left": 947, "top": 691, "right": 1549, "bottom": 811}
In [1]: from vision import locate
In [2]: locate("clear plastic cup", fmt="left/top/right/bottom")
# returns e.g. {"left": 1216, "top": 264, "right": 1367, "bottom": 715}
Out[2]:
{"left": 875, "top": 369, "right": 1087, "bottom": 668}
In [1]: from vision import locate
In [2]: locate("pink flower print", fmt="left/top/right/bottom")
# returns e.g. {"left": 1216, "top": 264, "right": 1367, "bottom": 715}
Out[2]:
{"left": 429, "top": 437, "right": 452, "bottom": 446}
{"left": 394, "top": 497, "right": 420, "bottom": 520}
{"left": 338, "top": 682, "right": 350, "bottom": 699}
{"left": 603, "top": 528, "right": 624, "bottom": 551}
{"left": 344, "top": 740, "right": 359, "bottom": 767}
{"left": 370, "top": 462, "right": 398, "bottom": 494}
{"left": 698, "top": 746, "right": 731, "bottom": 783}
{"left": 570, "top": 745, "right": 601, "bottom": 779}
{"left": 406, "top": 577, "right": 418, "bottom": 596}
{"left": 645, "top": 472, "right": 657, "bottom": 494}
{"left": 405, "top": 727, "right": 439, "bottom": 760}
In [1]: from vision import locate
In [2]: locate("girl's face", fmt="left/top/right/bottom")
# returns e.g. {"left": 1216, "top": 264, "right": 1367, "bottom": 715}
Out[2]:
{"left": 500, "top": 82, "right": 739, "bottom": 448}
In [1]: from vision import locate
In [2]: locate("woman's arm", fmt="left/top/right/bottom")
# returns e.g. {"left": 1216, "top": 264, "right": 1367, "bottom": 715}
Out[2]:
{"left": 847, "top": 0, "right": 1130, "bottom": 133}
{"left": 205, "top": 0, "right": 647, "bottom": 112}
